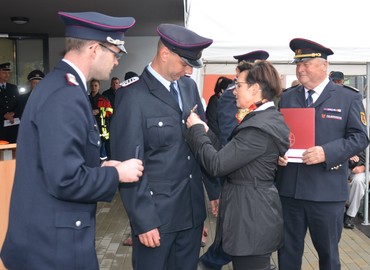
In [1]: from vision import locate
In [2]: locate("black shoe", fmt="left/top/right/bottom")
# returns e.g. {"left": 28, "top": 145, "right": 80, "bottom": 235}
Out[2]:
{"left": 344, "top": 214, "right": 355, "bottom": 229}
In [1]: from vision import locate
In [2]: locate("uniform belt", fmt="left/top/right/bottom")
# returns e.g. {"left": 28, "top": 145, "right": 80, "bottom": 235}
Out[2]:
{"left": 227, "top": 178, "right": 274, "bottom": 188}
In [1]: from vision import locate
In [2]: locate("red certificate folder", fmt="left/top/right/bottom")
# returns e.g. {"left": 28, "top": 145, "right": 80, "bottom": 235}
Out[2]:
{"left": 280, "top": 108, "right": 315, "bottom": 163}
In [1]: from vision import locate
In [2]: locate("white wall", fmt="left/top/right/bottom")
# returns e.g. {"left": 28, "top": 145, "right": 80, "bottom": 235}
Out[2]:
{"left": 48, "top": 36, "right": 159, "bottom": 91}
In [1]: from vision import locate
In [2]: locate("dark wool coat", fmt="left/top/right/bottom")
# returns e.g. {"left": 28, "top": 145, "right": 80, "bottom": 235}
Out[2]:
{"left": 186, "top": 106, "right": 290, "bottom": 256}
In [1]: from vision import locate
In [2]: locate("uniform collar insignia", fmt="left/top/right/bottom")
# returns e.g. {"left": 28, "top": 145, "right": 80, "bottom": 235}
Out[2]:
{"left": 66, "top": 73, "right": 79, "bottom": 86}
{"left": 120, "top": 76, "right": 139, "bottom": 87}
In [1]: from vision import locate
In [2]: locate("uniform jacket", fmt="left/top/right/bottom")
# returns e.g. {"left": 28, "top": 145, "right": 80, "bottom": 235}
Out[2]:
{"left": 1, "top": 61, "right": 118, "bottom": 270}
{"left": 110, "top": 67, "right": 217, "bottom": 235}
{"left": 186, "top": 106, "right": 290, "bottom": 256}
{"left": 217, "top": 82, "right": 238, "bottom": 146}
{"left": 276, "top": 81, "right": 369, "bottom": 202}
{"left": 0, "top": 82, "right": 19, "bottom": 142}
{"left": 205, "top": 93, "right": 220, "bottom": 137}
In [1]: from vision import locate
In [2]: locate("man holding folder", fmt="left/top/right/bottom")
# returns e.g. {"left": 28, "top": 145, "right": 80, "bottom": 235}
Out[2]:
{"left": 276, "top": 38, "right": 369, "bottom": 270}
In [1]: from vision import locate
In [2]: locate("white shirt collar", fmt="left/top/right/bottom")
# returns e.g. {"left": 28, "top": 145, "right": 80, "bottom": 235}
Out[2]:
{"left": 147, "top": 63, "right": 173, "bottom": 91}
{"left": 304, "top": 77, "right": 330, "bottom": 97}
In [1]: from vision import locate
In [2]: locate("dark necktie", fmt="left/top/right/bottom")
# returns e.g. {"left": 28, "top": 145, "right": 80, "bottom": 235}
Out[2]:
{"left": 306, "top": 90, "right": 315, "bottom": 107}
{"left": 170, "top": 82, "right": 179, "bottom": 105}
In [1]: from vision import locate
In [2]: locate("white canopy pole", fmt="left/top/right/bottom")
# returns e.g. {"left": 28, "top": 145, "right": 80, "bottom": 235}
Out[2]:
{"left": 362, "top": 63, "right": 370, "bottom": 225}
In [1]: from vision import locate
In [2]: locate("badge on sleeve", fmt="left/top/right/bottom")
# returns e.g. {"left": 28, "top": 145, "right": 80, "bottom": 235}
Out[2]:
{"left": 66, "top": 73, "right": 79, "bottom": 86}
{"left": 360, "top": 112, "right": 367, "bottom": 126}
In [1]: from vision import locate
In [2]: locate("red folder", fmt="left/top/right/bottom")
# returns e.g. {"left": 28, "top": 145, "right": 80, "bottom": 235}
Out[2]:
{"left": 280, "top": 108, "right": 315, "bottom": 162}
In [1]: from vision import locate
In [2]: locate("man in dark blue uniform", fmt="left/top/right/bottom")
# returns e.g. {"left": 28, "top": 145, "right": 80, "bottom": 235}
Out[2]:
{"left": 110, "top": 24, "right": 214, "bottom": 270}
{"left": 276, "top": 38, "right": 369, "bottom": 270}
{"left": 0, "top": 12, "right": 143, "bottom": 270}
{"left": 0, "top": 62, "right": 20, "bottom": 143}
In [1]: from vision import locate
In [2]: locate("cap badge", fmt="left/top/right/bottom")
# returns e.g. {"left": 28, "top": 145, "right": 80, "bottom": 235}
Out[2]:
{"left": 107, "top": 36, "right": 125, "bottom": 46}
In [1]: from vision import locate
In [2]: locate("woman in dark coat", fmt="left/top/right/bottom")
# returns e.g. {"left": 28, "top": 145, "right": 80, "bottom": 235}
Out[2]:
{"left": 186, "top": 61, "right": 290, "bottom": 270}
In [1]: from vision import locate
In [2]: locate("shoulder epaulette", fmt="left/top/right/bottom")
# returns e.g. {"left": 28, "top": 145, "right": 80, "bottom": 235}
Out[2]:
{"left": 65, "top": 73, "right": 79, "bottom": 86}
{"left": 120, "top": 76, "right": 139, "bottom": 87}
{"left": 224, "top": 82, "right": 236, "bottom": 92}
{"left": 283, "top": 84, "right": 300, "bottom": 92}
{"left": 343, "top": 84, "right": 359, "bottom": 92}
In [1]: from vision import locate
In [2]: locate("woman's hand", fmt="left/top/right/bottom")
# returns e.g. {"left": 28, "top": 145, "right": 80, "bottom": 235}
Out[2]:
{"left": 278, "top": 155, "right": 288, "bottom": 166}
{"left": 186, "top": 113, "right": 209, "bottom": 132}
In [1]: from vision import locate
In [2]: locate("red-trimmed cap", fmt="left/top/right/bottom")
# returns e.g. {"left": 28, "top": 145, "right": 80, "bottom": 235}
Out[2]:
{"left": 157, "top": 24, "right": 213, "bottom": 68}
{"left": 233, "top": 50, "right": 269, "bottom": 63}
{"left": 290, "top": 38, "right": 333, "bottom": 63}
{"left": 58, "top": 12, "right": 135, "bottom": 53}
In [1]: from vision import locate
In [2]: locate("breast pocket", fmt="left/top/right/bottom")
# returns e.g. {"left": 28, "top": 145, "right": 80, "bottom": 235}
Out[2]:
{"left": 146, "top": 117, "right": 176, "bottom": 148}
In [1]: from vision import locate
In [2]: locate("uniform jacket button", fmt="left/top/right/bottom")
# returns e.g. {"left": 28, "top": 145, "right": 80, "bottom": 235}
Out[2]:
{"left": 75, "top": 220, "right": 82, "bottom": 227}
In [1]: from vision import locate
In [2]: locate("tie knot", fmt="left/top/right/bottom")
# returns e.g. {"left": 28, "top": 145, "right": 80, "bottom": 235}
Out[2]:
{"left": 308, "top": 89, "right": 315, "bottom": 95}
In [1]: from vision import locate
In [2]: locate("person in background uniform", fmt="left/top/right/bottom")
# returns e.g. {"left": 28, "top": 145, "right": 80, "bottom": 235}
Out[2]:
{"left": 120, "top": 70, "right": 139, "bottom": 247}
{"left": 276, "top": 38, "right": 369, "bottom": 270}
{"left": 102, "top": 76, "right": 121, "bottom": 159}
{"left": 329, "top": 71, "right": 345, "bottom": 85}
{"left": 206, "top": 76, "right": 233, "bottom": 138}
{"left": 0, "top": 11, "right": 143, "bottom": 270}
{"left": 217, "top": 50, "right": 269, "bottom": 146}
{"left": 344, "top": 150, "right": 368, "bottom": 229}
{"left": 0, "top": 62, "right": 20, "bottom": 143}
{"left": 103, "top": 76, "right": 120, "bottom": 109}
{"left": 89, "top": 79, "right": 112, "bottom": 161}
{"left": 17, "top": 69, "right": 45, "bottom": 118}
{"left": 110, "top": 23, "right": 214, "bottom": 270}
{"left": 186, "top": 60, "right": 290, "bottom": 270}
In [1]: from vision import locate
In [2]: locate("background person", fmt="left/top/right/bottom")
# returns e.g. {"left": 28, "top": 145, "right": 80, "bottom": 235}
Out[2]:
{"left": 186, "top": 61, "right": 290, "bottom": 270}
{"left": 110, "top": 23, "right": 214, "bottom": 270}
{"left": 103, "top": 76, "right": 120, "bottom": 109}
{"left": 89, "top": 79, "right": 113, "bottom": 161}
{"left": 205, "top": 76, "right": 233, "bottom": 138}
{"left": 0, "top": 11, "right": 143, "bottom": 270}
{"left": 329, "top": 71, "right": 345, "bottom": 85}
{"left": 344, "top": 151, "right": 368, "bottom": 229}
{"left": 276, "top": 38, "right": 369, "bottom": 270}
{"left": 0, "top": 62, "right": 20, "bottom": 143}
{"left": 17, "top": 69, "right": 45, "bottom": 118}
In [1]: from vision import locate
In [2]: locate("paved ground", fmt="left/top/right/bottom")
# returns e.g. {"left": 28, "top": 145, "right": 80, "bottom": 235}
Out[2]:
{"left": 96, "top": 192, "right": 370, "bottom": 270}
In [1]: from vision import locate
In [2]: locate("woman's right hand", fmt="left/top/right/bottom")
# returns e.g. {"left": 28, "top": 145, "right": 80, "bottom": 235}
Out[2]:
{"left": 186, "top": 113, "right": 209, "bottom": 132}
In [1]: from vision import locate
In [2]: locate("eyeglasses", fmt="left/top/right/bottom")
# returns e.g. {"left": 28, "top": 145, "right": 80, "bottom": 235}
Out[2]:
{"left": 235, "top": 81, "right": 248, "bottom": 88}
{"left": 99, "top": 43, "right": 123, "bottom": 60}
